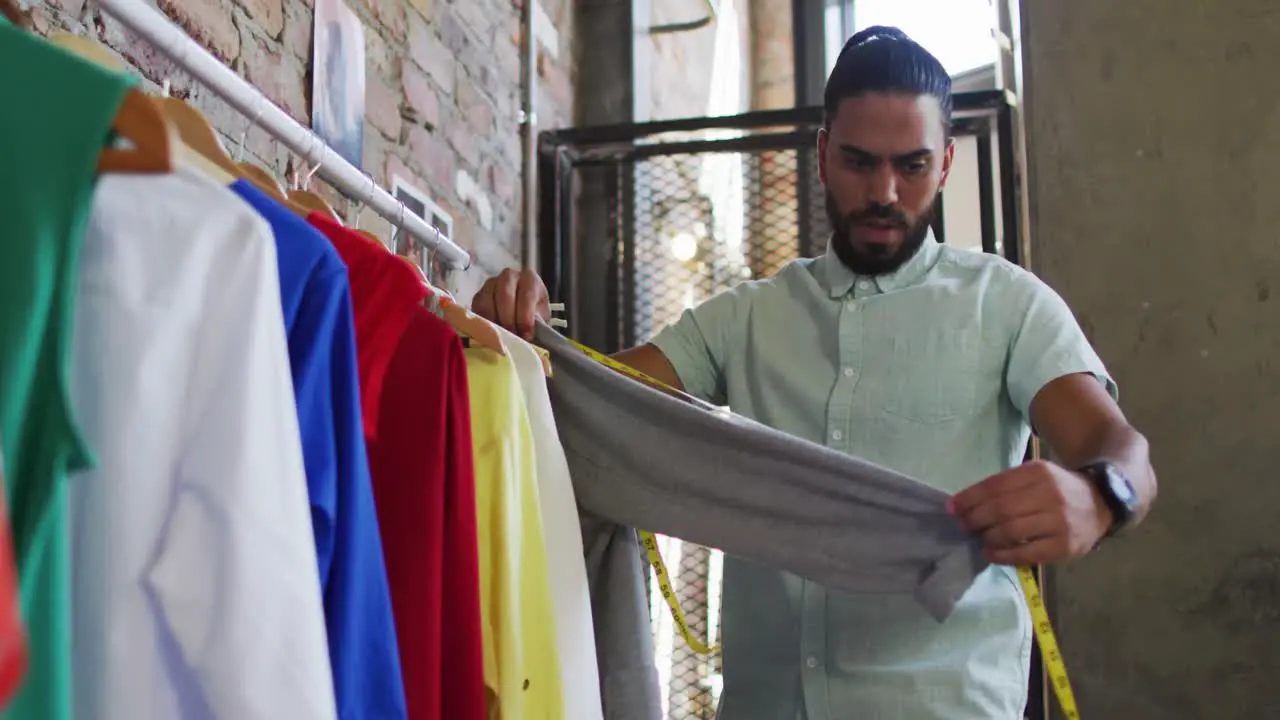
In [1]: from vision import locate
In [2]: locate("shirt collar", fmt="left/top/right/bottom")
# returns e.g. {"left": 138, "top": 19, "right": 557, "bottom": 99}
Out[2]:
{"left": 820, "top": 229, "right": 943, "bottom": 299}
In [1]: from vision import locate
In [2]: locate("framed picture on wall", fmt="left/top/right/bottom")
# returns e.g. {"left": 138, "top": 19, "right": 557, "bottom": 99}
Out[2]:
{"left": 312, "top": 0, "right": 366, "bottom": 168}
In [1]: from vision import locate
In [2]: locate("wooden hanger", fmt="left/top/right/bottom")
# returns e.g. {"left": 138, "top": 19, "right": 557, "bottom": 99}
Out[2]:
{"left": 237, "top": 161, "right": 286, "bottom": 196}
{"left": 98, "top": 90, "right": 177, "bottom": 174}
{"left": 237, "top": 163, "right": 316, "bottom": 218}
{"left": 389, "top": 244, "right": 507, "bottom": 356}
{"left": 438, "top": 292, "right": 508, "bottom": 357}
{"left": 1, "top": 0, "right": 25, "bottom": 27}
{"left": 288, "top": 189, "right": 341, "bottom": 222}
{"left": 46, "top": 32, "right": 175, "bottom": 175}
{"left": 152, "top": 96, "right": 239, "bottom": 176}
{"left": 150, "top": 96, "right": 312, "bottom": 212}
{"left": 286, "top": 160, "right": 342, "bottom": 223}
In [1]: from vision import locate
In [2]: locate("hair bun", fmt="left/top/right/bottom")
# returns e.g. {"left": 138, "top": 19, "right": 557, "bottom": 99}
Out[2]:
{"left": 847, "top": 25, "right": 911, "bottom": 47}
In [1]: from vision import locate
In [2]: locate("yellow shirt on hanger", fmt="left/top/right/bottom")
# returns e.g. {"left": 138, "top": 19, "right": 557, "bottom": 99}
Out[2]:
{"left": 465, "top": 347, "right": 565, "bottom": 720}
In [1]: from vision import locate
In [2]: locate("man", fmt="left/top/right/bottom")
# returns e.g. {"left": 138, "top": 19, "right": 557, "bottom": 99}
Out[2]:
{"left": 473, "top": 26, "right": 1157, "bottom": 720}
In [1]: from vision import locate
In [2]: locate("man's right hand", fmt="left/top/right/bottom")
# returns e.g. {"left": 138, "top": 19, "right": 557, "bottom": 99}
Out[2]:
{"left": 471, "top": 268, "right": 551, "bottom": 341}
{"left": 475, "top": 268, "right": 688, "bottom": 392}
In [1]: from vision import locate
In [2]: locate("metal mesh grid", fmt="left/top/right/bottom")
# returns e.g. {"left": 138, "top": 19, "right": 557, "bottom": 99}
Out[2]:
{"left": 616, "top": 143, "right": 828, "bottom": 350}
{"left": 603, "top": 138, "right": 827, "bottom": 719}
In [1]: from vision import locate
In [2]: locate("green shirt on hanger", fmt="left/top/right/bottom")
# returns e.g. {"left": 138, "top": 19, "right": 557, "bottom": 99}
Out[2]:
{"left": 0, "top": 19, "right": 132, "bottom": 719}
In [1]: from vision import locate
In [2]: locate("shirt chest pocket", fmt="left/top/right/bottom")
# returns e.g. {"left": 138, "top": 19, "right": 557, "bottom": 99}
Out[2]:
{"left": 878, "top": 328, "right": 980, "bottom": 424}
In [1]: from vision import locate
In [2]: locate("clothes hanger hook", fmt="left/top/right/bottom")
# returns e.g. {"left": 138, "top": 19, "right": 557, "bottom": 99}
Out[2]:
{"left": 302, "top": 132, "right": 324, "bottom": 190}
{"left": 350, "top": 171, "right": 375, "bottom": 226}
{"left": 235, "top": 104, "right": 266, "bottom": 163}
{"left": 390, "top": 200, "right": 407, "bottom": 255}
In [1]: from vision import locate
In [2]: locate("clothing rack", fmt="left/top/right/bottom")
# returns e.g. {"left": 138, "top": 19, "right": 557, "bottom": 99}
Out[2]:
{"left": 95, "top": 0, "right": 472, "bottom": 271}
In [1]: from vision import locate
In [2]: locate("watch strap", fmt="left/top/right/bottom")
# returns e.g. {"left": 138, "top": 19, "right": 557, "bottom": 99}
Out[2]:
{"left": 1077, "top": 461, "right": 1133, "bottom": 538}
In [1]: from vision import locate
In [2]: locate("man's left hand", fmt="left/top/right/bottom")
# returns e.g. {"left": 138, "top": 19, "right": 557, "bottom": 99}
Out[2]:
{"left": 946, "top": 460, "right": 1113, "bottom": 566}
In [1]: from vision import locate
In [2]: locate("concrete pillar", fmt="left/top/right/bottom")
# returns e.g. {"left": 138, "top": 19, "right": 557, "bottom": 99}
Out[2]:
{"left": 1021, "top": 2, "right": 1280, "bottom": 717}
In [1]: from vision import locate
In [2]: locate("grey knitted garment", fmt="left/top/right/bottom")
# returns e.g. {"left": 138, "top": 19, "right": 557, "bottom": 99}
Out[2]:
{"left": 535, "top": 322, "right": 988, "bottom": 621}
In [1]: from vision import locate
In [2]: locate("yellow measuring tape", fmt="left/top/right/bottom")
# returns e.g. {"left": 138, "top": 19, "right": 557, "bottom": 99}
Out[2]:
{"left": 559, "top": 335, "right": 1078, "bottom": 718}
{"left": 639, "top": 529, "right": 720, "bottom": 655}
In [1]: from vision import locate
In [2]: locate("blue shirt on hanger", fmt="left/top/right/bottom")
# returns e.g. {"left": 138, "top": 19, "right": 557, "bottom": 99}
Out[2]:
{"left": 230, "top": 181, "right": 407, "bottom": 719}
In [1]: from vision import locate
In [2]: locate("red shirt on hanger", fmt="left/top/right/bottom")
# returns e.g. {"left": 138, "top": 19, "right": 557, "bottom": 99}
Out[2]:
{"left": 0, "top": 450, "right": 27, "bottom": 709}
{"left": 367, "top": 307, "right": 486, "bottom": 720}
{"left": 306, "top": 213, "right": 427, "bottom": 439}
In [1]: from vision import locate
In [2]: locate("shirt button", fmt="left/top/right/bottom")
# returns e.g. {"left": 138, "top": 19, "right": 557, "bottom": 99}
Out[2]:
{"left": 831, "top": 429, "right": 844, "bottom": 441}
{"left": 806, "top": 656, "right": 819, "bottom": 668}
{"left": 842, "top": 367, "right": 855, "bottom": 378}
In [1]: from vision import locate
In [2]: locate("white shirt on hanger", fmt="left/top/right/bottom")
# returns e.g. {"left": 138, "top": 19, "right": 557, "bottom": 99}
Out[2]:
{"left": 500, "top": 326, "right": 604, "bottom": 720}
{"left": 68, "top": 167, "right": 338, "bottom": 720}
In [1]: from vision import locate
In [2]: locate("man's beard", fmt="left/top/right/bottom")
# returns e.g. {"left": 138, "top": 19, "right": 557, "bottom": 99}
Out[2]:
{"left": 826, "top": 191, "right": 938, "bottom": 276}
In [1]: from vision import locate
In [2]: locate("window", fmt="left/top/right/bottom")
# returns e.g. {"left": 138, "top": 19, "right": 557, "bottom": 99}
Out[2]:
{"left": 849, "top": 0, "right": 997, "bottom": 76}
{"left": 823, "top": 0, "right": 854, "bottom": 76}
{"left": 391, "top": 175, "right": 454, "bottom": 265}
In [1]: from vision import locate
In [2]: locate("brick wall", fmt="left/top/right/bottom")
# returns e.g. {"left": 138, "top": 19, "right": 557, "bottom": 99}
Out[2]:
{"left": 747, "top": 0, "right": 798, "bottom": 275}
{"left": 20, "top": 0, "right": 575, "bottom": 298}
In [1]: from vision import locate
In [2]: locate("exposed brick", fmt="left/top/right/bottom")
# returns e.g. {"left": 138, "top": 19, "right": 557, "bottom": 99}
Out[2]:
{"left": 491, "top": 86, "right": 517, "bottom": 131}
{"left": 365, "top": 70, "right": 403, "bottom": 140}
{"left": 386, "top": 153, "right": 428, "bottom": 195}
{"left": 497, "top": 122, "right": 521, "bottom": 168}
{"left": 751, "top": 0, "right": 794, "bottom": 110}
{"left": 28, "top": 0, "right": 578, "bottom": 287}
{"left": 41, "top": 0, "right": 80, "bottom": 23}
{"left": 455, "top": 71, "right": 495, "bottom": 136}
{"left": 188, "top": 90, "right": 244, "bottom": 147}
{"left": 362, "top": 130, "right": 392, "bottom": 181}
{"left": 27, "top": 6, "right": 52, "bottom": 33}
{"left": 98, "top": 12, "right": 178, "bottom": 85}
{"left": 401, "top": 64, "right": 441, "bottom": 130}
{"left": 446, "top": 117, "right": 480, "bottom": 170}
{"left": 407, "top": 125, "right": 456, "bottom": 197}
{"left": 437, "top": 10, "right": 469, "bottom": 57}
{"left": 540, "top": 55, "right": 572, "bottom": 109}
{"left": 281, "top": 0, "right": 312, "bottom": 63}
{"left": 495, "top": 33, "right": 521, "bottom": 85}
{"left": 405, "top": 0, "right": 433, "bottom": 22}
{"left": 453, "top": 0, "right": 491, "bottom": 41}
{"left": 451, "top": 212, "right": 483, "bottom": 255}
{"left": 486, "top": 160, "right": 515, "bottom": 201}
{"left": 477, "top": 65, "right": 508, "bottom": 111}
{"left": 363, "top": 23, "right": 396, "bottom": 78}
{"left": 407, "top": 12, "right": 453, "bottom": 96}
{"left": 157, "top": 0, "right": 240, "bottom": 64}
{"left": 239, "top": 19, "right": 309, "bottom": 122}
{"left": 355, "top": 0, "right": 404, "bottom": 43}
{"left": 236, "top": 0, "right": 283, "bottom": 38}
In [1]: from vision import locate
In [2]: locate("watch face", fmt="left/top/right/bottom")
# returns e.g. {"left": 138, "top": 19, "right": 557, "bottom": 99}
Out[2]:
{"left": 1105, "top": 466, "right": 1138, "bottom": 507}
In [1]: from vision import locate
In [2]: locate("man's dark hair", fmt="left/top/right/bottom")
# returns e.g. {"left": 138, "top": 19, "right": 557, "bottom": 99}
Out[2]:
{"left": 823, "top": 25, "right": 952, "bottom": 132}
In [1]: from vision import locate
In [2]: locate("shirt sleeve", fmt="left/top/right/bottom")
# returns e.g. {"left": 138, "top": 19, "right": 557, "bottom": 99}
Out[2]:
{"left": 647, "top": 287, "right": 745, "bottom": 405}
{"left": 145, "top": 214, "right": 338, "bottom": 719}
{"left": 1003, "top": 268, "right": 1118, "bottom": 420}
{"left": 304, "top": 269, "right": 407, "bottom": 717}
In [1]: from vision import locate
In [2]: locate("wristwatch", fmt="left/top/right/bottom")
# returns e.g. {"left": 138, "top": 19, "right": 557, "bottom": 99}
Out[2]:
{"left": 1076, "top": 461, "right": 1138, "bottom": 538}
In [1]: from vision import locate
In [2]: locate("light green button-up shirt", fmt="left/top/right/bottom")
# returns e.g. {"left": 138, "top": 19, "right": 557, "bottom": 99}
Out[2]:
{"left": 649, "top": 234, "right": 1115, "bottom": 720}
